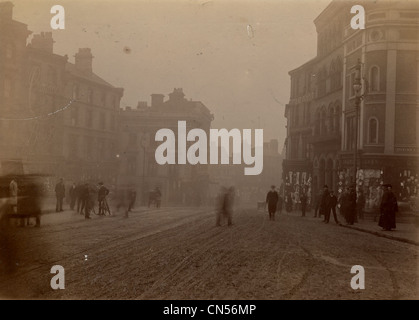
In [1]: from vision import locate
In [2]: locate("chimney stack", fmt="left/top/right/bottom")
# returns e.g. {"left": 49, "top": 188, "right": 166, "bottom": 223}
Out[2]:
{"left": 74, "top": 48, "right": 93, "bottom": 73}
{"left": 151, "top": 94, "right": 164, "bottom": 107}
{"left": 0, "top": 2, "right": 13, "bottom": 22}
{"left": 30, "top": 32, "right": 55, "bottom": 53}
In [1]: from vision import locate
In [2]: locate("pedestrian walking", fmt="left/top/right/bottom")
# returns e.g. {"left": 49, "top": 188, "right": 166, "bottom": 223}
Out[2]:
{"left": 300, "top": 191, "right": 307, "bottom": 217}
{"left": 128, "top": 187, "right": 137, "bottom": 212}
{"left": 378, "top": 184, "right": 398, "bottom": 231}
{"left": 325, "top": 190, "right": 339, "bottom": 224}
{"left": 55, "top": 178, "right": 65, "bottom": 212}
{"left": 79, "top": 183, "right": 91, "bottom": 219}
{"left": 75, "top": 183, "right": 82, "bottom": 213}
{"left": 97, "top": 182, "right": 109, "bottom": 215}
{"left": 313, "top": 190, "right": 322, "bottom": 218}
{"left": 346, "top": 185, "right": 357, "bottom": 225}
{"left": 69, "top": 183, "right": 77, "bottom": 210}
{"left": 265, "top": 185, "right": 279, "bottom": 221}
{"left": 216, "top": 186, "right": 234, "bottom": 226}
{"left": 319, "top": 185, "right": 329, "bottom": 221}
{"left": 277, "top": 194, "right": 283, "bottom": 214}
{"left": 357, "top": 190, "right": 365, "bottom": 220}
{"left": 9, "top": 177, "right": 18, "bottom": 214}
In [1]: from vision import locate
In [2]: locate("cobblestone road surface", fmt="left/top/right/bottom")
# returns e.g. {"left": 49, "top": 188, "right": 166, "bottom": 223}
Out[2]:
{"left": 0, "top": 207, "right": 418, "bottom": 299}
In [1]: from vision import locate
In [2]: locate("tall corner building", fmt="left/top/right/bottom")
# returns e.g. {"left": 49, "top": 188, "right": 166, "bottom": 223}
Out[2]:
{"left": 283, "top": 0, "right": 419, "bottom": 210}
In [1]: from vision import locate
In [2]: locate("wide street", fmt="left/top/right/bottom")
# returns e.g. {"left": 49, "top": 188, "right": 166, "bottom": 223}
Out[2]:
{"left": 0, "top": 206, "right": 418, "bottom": 300}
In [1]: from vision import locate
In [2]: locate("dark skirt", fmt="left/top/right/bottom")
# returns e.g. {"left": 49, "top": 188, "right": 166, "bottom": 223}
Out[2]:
{"left": 378, "top": 210, "right": 396, "bottom": 230}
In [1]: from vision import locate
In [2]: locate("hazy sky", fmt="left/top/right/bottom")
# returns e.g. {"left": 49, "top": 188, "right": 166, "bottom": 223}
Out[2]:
{"left": 12, "top": 0, "right": 329, "bottom": 149}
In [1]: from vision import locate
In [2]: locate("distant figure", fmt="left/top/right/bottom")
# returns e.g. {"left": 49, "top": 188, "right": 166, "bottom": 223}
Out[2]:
{"left": 325, "top": 190, "right": 339, "bottom": 224}
{"left": 79, "top": 183, "right": 91, "bottom": 219}
{"left": 357, "top": 191, "right": 365, "bottom": 220}
{"left": 69, "top": 183, "right": 77, "bottom": 211}
{"left": 347, "top": 185, "right": 357, "bottom": 225}
{"left": 75, "top": 183, "right": 82, "bottom": 213}
{"left": 128, "top": 188, "right": 137, "bottom": 212}
{"left": 216, "top": 186, "right": 234, "bottom": 226}
{"left": 265, "top": 185, "right": 279, "bottom": 221}
{"left": 115, "top": 188, "right": 129, "bottom": 218}
{"left": 55, "top": 178, "right": 65, "bottom": 212}
{"left": 149, "top": 187, "right": 162, "bottom": 208}
{"left": 300, "top": 192, "right": 307, "bottom": 217}
{"left": 378, "top": 184, "right": 398, "bottom": 231}
{"left": 313, "top": 190, "right": 322, "bottom": 218}
{"left": 319, "top": 185, "right": 329, "bottom": 221}
{"left": 277, "top": 194, "right": 283, "bottom": 214}
{"left": 97, "top": 182, "right": 110, "bottom": 215}
{"left": 9, "top": 178, "right": 18, "bottom": 214}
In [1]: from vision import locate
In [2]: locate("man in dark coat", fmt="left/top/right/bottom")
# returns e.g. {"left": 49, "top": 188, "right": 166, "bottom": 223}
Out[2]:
{"left": 55, "top": 178, "right": 65, "bottom": 212}
{"left": 265, "top": 185, "right": 279, "bottom": 221}
{"left": 325, "top": 190, "right": 339, "bottom": 224}
{"left": 357, "top": 191, "right": 365, "bottom": 220}
{"left": 319, "top": 185, "right": 329, "bottom": 221}
{"left": 378, "top": 184, "right": 398, "bottom": 231}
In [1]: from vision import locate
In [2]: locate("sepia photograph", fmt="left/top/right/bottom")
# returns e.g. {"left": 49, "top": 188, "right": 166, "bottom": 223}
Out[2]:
{"left": 0, "top": 0, "right": 418, "bottom": 302}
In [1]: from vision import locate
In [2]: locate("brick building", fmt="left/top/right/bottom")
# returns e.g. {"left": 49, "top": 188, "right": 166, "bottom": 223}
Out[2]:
{"left": 283, "top": 0, "right": 419, "bottom": 210}
{"left": 0, "top": 2, "right": 124, "bottom": 190}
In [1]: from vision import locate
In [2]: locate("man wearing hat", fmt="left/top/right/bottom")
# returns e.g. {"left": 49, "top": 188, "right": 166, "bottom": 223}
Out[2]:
{"left": 319, "top": 185, "right": 329, "bottom": 221}
{"left": 265, "top": 185, "right": 279, "bottom": 221}
{"left": 378, "top": 184, "right": 398, "bottom": 231}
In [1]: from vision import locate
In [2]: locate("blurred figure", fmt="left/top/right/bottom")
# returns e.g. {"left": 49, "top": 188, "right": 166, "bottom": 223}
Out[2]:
{"left": 319, "top": 185, "right": 329, "bottom": 221}
{"left": 97, "top": 182, "right": 110, "bottom": 215}
{"left": 265, "top": 185, "right": 278, "bottom": 221}
{"left": 128, "top": 187, "right": 137, "bottom": 212}
{"left": 357, "top": 190, "right": 365, "bottom": 220}
{"left": 313, "top": 190, "right": 322, "bottom": 218}
{"left": 69, "top": 182, "right": 77, "bottom": 211}
{"left": 379, "top": 184, "right": 398, "bottom": 231}
{"left": 0, "top": 197, "right": 17, "bottom": 275}
{"left": 300, "top": 191, "right": 307, "bottom": 217}
{"left": 277, "top": 194, "right": 283, "bottom": 215}
{"left": 79, "top": 183, "right": 91, "bottom": 219}
{"left": 9, "top": 177, "right": 18, "bottom": 214}
{"left": 148, "top": 187, "right": 162, "bottom": 208}
{"left": 55, "top": 178, "right": 65, "bottom": 212}
{"left": 216, "top": 186, "right": 234, "bottom": 226}
{"left": 325, "top": 190, "right": 339, "bottom": 224}
{"left": 115, "top": 187, "right": 129, "bottom": 218}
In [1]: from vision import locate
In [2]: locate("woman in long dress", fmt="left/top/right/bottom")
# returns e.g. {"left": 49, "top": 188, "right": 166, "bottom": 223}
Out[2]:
{"left": 378, "top": 184, "right": 398, "bottom": 231}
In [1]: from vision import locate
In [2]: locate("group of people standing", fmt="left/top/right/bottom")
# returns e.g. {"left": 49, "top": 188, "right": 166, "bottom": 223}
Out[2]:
{"left": 55, "top": 179, "right": 137, "bottom": 219}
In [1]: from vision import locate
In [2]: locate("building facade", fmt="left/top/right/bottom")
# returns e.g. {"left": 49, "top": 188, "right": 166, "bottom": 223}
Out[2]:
{"left": 0, "top": 2, "right": 124, "bottom": 191}
{"left": 283, "top": 0, "right": 419, "bottom": 210}
{"left": 118, "top": 88, "right": 214, "bottom": 206}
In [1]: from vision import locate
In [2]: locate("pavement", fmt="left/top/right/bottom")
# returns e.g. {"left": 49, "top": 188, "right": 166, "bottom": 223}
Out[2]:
{"left": 278, "top": 209, "right": 419, "bottom": 246}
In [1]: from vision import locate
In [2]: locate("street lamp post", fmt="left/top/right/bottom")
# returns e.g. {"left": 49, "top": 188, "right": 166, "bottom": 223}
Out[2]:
{"left": 353, "top": 59, "right": 362, "bottom": 185}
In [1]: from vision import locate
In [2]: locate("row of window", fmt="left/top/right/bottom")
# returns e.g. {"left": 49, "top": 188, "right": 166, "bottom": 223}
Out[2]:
{"left": 70, "top": 106, "right": 116, "bottom": 131}
{"left": 67, "top": 135, "right": 115, "bottom": 160}
{"left": 72, "top": 85, "right": 119, "bottom": 109}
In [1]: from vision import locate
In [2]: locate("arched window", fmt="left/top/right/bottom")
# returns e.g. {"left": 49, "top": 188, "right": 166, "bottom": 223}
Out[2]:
{"left": 328, "top": 106, "right": 334, "bottom": 133}
{"left": 370, "top": 66, "right": 380, "bottom": 92}
{"left": 320, "top": 109, "right": 327, "bottom": 134}
{"left": 335, "top": 105, "right": 341, "bottom": 132}
{"left": 368, "top": 117, "right": 379, "bottom": 144}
